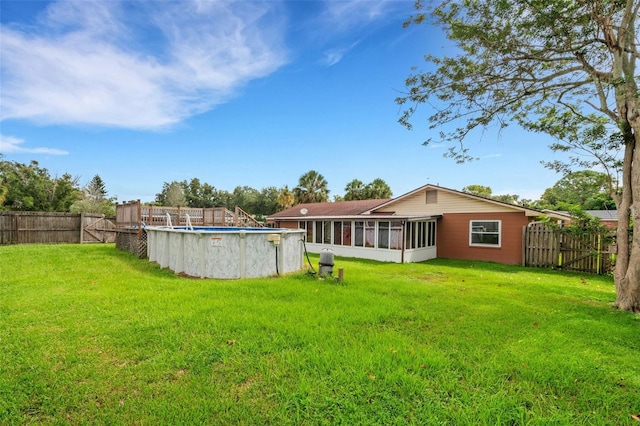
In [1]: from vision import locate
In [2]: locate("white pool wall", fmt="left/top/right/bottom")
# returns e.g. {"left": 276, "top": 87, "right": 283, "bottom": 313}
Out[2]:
{"left": 146, "top": 227, "right": 306, "bottom": 279}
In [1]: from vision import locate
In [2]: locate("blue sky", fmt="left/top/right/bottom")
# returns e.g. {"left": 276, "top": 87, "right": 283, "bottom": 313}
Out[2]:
{"left": 0, "top": 0, "right": 567, "bottom": 204}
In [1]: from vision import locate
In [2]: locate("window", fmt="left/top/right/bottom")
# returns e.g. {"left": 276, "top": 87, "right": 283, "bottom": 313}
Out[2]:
{"left": 300, "top": 221, "right": 313, "bottom": 243}
{"left": 390, "top": 221, "right": 403, "bottom": 250}
{"left": 405, "top": 220, "right": 436, "bottom": 249}
{"left": 405, "top": 222, "right": 413, "bottom": 249}
{"left": 378, "top": 221, "right": 390, "bottom": 249}
{"left": 323, "top": 221, "right": 331, "bottom": 244}
{"left": 470, "top": 220, "right": 501, "bottom": 246}
{"left": 334, "top": 221, "right": 351, "bottom": 246}
{"left": 342, "top": 221, "right": 352, "bottom": 246}
{"left": 354, "top": 221, "right": 364, "bottom": 247}
{"left": 315, "top": 221, "right": 331, "bottom": 244}
{"left": 333, "top": 221, "right": 342, "bottom": 245}
{"left": 428, "top": 221, "right": 436, "bottom": 246}
{"left": 365, "top": 221, "right": 375, "bottom": 248}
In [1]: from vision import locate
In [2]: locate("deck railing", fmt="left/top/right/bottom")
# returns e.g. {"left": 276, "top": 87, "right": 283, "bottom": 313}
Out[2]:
{"left": 115, "top": 201, "right": 263, "bottom": 229}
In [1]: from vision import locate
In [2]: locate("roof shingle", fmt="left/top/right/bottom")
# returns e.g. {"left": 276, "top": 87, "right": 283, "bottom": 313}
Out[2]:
{"left": 270, "top": 199, "right": 392, "bottom": 218}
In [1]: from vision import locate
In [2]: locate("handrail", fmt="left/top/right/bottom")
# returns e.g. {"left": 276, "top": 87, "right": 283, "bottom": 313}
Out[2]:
{"left": 166, "top": 212, "right": 173, "bottom": 229}
{"left": 235, "top": 206, "right": 263, "bottom": 227}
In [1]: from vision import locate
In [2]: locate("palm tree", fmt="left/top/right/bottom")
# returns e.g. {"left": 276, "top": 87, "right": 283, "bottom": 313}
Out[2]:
{"left": 344, "top": 179, "right": 366, "bottom": 201}
{"left": 294, "top": 170, "right": 329, "bottom": 204}
{"left": 364, "top": 178, "right": 392, "bottom": 199}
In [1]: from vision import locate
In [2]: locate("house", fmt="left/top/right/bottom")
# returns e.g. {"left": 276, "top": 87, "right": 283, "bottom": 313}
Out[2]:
{"left": 268, "top": 184, "right": 551, "bottom": 265}
{"left": 547, "top": 209, "right": 619, "bottom": 230}
{"left": 585, "top": 210, "right": 618, "bottom": 230}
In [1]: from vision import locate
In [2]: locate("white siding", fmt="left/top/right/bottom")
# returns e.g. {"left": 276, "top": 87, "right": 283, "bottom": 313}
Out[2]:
{"left": 374, "top": 189, "right": 517, "bottom": 215}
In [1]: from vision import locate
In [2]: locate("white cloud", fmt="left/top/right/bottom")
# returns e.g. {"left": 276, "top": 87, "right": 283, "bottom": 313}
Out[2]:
{"left": 322, "top": 41, "right": 360, "bottom": 66}
{"left": 322, "top": 1, "right": 395, "bottom": 32}
{"left": 0, "top": 0, "right": 288, "bottom": 130}
{"left": 0, "top": 135, "right": 69, "bottom": 155}
{"left": 306, "top": 1, "right": 404, "bottom": 65}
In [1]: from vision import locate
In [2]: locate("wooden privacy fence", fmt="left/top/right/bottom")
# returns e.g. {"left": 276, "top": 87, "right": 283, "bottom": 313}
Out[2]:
{"left": 524, "top": 222, "right": 614, "bottom": 274}
{"left": 0, "top": 212, "right": 116, "bottom": 245}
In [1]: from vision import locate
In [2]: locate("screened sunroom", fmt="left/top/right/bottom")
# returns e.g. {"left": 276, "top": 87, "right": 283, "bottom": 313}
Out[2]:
{"left": 297, "top": 216, "right": 439, "bottom": 263}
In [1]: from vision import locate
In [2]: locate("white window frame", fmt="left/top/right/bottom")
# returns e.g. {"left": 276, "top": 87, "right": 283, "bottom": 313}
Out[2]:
{"left": 469, "top": 220, "right": 501, "bottom": 247}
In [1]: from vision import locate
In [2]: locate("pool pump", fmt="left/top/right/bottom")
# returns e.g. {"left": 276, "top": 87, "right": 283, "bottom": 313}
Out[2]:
{"left": 318, "top": 249, "right": 334, "bottom": 278}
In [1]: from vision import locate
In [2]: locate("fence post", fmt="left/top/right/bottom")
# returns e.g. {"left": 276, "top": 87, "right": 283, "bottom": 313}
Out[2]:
{"left": 80, "top": 213, "right": 84, "bottom": 244}
{"left": 14, "top": 213, "right": 19, "bottom": 245}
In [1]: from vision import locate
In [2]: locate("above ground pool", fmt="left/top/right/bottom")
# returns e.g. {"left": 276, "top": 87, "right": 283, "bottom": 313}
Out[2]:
{"left": 145, "top": 226, "right": 306, "bottom": 279}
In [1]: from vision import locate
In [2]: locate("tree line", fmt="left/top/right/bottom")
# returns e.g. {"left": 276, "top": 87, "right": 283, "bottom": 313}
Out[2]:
{"left": 0, "top": 160, "right": 394, "bottom": 217}
{"left": 461, "top": 170, "right": 615, "bottom": 211}
{"left": 151, "top": 170, "right": 393, "bottom": 218}
{"left": 0, "top": 156, "right": 115, "bottom": 215}
{"left": 1, "top": 154, "right": 614, "bottom": 217}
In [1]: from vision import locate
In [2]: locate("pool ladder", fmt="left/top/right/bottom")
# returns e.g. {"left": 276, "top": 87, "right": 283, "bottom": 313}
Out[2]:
{"left": 165, "top": 212, "right": 193, "bottom": 230}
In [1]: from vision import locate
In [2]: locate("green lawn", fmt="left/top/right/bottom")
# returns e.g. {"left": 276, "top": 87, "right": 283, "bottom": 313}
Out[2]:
{"left": 1, "top": 244, "right": 638, "bottom": 425}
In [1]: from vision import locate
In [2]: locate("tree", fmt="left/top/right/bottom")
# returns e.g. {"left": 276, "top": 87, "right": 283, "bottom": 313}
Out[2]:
{"left": 538, "top": 170, "right": 614, "bottom": 210}
{"left": 461, "top": 185, "right": 493, "bottom": 198}
{"left": 344, "top": 179, "right": 366, "bottom": 201}
{"left": 255, "top": 186, "right": 280, "bottom": 216}
{"left": 462, "top": 184, "right": 521, "bottom": 204}
{"left": 70, "top": 174, "right": 116, "bottom": 215}
{"left": 344, "top": 178, "right": 393, "bottom": 200}
{"left": 277, "top": 186, "right": 295, "bottom": 211}
{"left": 294, "top": 170, "right": 330, "bottom": 204}
{"left": 232, "top": 185, "right": 260, "bottom": 213}
{"left": 0, "top": 158, "right": 80, "bottom": 211}
{"left": 364, "top": 178, "right": 393, "bottom": 199}
{"left": 156, "top": 181, "right": 187, "bottom": 207}
{"left": 398, "top": 0, "right": 640, "bottom": 311}
{"left": 184, "top": 178, "right": 219, "bottom": 208}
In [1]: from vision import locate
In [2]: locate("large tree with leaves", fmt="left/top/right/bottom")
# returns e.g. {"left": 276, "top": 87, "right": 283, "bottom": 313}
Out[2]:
{"left": 344, "top": 178, "right": 393, "bottom": 200}
{"left": 398, "top": 0, "right": 640, "bottom": 311}
{"left": 0, "top": 156, "right": 80, "bottom": 211}
{"left": 539, "top": 170, "right": 615, "bottom": 210}
{"left": 70, "top": 174, "right": 116, "bottom": 215}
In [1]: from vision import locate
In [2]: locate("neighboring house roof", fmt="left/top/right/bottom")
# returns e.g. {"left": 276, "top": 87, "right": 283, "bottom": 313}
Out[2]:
{"left": 585, "top": 210, "right": 618, "bottom": 221}
{"left": 270, "top": 199, "right": 392, "bottom": 219}
{"left": 555, "top": 210, "right": 618, "bottom": 221}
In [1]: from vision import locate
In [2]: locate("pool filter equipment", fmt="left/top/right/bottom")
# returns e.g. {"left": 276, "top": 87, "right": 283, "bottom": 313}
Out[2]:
{"left": 318, "top": 248, "right": 334, "bottom": 277}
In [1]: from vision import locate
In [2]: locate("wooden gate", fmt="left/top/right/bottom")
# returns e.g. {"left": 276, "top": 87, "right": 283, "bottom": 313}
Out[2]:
{"left": 82, "top": 215, "right": 116, "bottom": 243}
{"left": 524, "top": 223, "right": 614, "bottom": 274}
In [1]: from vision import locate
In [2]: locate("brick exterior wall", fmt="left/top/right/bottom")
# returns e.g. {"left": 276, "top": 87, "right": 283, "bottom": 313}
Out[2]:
{"left": 437, "top": 212, "right": 530, "bottom": 265}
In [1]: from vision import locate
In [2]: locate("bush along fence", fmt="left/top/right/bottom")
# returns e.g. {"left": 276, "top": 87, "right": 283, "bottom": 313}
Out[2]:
{"left": 523, "top": 222, "right": 615, "bottom": 275}
{"left": 0, "top": 211, "right": 116, "bottom": 245}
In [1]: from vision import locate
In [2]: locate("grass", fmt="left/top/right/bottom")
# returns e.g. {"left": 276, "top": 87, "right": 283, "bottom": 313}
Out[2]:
{"left": 1, "top": 244, "right": 639, "bottom": 425}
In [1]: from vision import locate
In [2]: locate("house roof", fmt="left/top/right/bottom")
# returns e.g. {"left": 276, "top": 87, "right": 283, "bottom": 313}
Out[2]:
{"left": 270, "top": 199, "right": 392, "bottom": 219}
{"left": 268, "top": 183, "right": 553, "bottom": 221}
{"left": 364, "top": 184, "right": 545, "bottom": 217}
{"left": 542, "top": 209, "right": 619, "bottom": 224}
{"left": 585, "top": 210, "right": 618, "bottom": 221}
